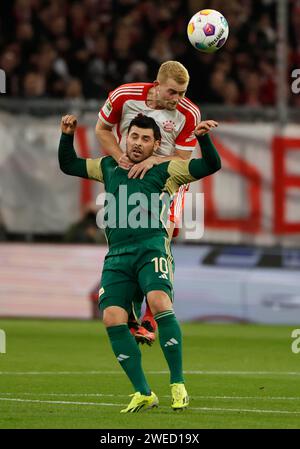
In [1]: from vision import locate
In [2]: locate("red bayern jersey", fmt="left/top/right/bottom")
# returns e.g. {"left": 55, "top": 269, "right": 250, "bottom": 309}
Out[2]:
{"left": 99, "top": 82, "right": 201, "bottom": 157}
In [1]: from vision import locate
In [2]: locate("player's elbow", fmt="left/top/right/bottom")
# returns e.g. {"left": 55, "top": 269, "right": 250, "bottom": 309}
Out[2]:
{"left": 95, "top": 120, "right": 104, "bottom": 139}
{"left": 95, "top": 119, "right": 110, "bottom": 139}
{"left": 59, "top": 163, "right": 69, "bottom": 175}
{"left": 214, "top": 156, "right": 222, "bottom": 172}
{"left": 95, "top": 123, "right": 101, "bottom": 139}
{"left": 208, "top": 156, "right": 222, "bottom": 175}
{"left": 59, "top": 160, "right": 72, "bottom": 175}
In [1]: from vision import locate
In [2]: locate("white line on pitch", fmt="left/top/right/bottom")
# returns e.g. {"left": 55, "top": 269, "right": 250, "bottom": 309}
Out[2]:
{"left": 1, "top": 370, "right": 300, "bottom": 376}
{"left": 188, "top": 406, "right": 300, "bottom": 415}
{"left": 0, "top": 397, "right": 300, "bottom": 415}
{"left": 1, "top": 392, "right": 300, "bottom": 401}
{"left": 0, "top": 397, "right": 123, "bottom": 407}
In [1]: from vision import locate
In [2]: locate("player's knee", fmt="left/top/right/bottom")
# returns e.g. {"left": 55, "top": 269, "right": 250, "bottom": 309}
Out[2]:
{"left": 102, "top": 306, "right": 128, "bottom": 327}
{"left": 147, "top": 290, "right": 173, "bottom": 315}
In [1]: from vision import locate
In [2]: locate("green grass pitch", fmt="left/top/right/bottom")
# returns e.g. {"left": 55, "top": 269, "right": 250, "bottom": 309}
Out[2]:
{"left": 0, "top": 319, "right": 299, "bottom": 429}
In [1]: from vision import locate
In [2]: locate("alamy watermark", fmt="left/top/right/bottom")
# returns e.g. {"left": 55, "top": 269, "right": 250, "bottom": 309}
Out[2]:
{"left": 0, "top": 329, "right": 6, "bottom": 354}
{"left": 291, "top": 329, "right": 300, "bottom": 354}
{"left": 95, "top": 187, "right": 205, "bottom": 239}
{"left": 291, "top": 69, "right": 300, "bottom": 94}
{"left": 0, "top": 69, "right": 6, "bottom": 93}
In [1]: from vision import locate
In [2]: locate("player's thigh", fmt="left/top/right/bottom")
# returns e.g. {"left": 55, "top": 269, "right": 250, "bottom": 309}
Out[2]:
{"left": 99, "top": 271, "right": 140, "bottom": 316}
{"left": 137, "top": 241, "right": 174, "bottom": 304}
{"left": 99, "top": 254, "right": 139, "bottom": 316}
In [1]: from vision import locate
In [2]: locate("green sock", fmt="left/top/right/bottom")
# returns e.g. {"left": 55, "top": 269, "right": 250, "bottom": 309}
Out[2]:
{"left": 106, "top": 324, "right": 151, "bottom": 395}
{"left": 155, "top": 311, "right": 184, "bottom": 384}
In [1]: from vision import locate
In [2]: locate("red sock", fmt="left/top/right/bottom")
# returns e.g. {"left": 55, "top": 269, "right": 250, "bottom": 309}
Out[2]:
{"left": 142, "top": 303, "right": 157, "bottom": 331}
{"left": 172, "top": 226, "right": 180, "bottom": 238}
{"left": 143, "top": 303, "right": 152, "bottom": 319}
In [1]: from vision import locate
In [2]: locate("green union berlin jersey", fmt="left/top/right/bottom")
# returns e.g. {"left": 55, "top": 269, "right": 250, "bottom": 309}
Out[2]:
{"left": 58, "top": 132, "right": 221, "bottom": 247}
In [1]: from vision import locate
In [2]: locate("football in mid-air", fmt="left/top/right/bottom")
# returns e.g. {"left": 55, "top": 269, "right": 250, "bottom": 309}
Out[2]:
{"left": 187, "top": 9, "right": 229, "bottom": 53}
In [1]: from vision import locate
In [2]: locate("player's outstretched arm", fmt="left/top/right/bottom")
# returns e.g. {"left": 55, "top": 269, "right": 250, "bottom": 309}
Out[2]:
{"left": 189, "top": 132, "right": 221, "bottom": 179}
{"left": 59, "top": 115, "right": 105, "bottom": 185}
{"left": 59, "top": 115, "right": 90, "bottom": 178}
{"left": 188, "top": 120, "right": 221, "bottom": 179}
{"left": 166, "top": 125, "right": 221, "bottom": 187}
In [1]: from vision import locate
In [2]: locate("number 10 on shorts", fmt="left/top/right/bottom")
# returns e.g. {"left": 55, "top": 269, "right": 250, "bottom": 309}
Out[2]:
{"left": 152, "top": 257, "right": 169, "bottom": 274}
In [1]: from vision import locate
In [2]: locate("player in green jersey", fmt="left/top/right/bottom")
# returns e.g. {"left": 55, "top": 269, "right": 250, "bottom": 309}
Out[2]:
{"left": 59, "top": 113, "right": 221, "bottom": 412}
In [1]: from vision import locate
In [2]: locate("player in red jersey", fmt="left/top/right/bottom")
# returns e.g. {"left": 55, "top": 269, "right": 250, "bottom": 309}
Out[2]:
{"left": 95, "top": 61, "right": 213, "bottom": 344}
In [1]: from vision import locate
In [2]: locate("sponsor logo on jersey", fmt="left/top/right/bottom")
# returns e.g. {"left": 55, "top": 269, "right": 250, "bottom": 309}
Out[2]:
{"left": 98, "top": 287, "right": 105, "bottom": 298}
{"left": 163, "top": 120, "right": 176, "bottom": 132}
{"left": 103, "top": 99, "right": 112, "bottom": 116}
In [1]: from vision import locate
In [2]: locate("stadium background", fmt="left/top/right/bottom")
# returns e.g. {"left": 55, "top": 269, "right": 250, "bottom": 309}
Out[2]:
{"left": 0, "top": 0, "right": 300, "bottom": 323}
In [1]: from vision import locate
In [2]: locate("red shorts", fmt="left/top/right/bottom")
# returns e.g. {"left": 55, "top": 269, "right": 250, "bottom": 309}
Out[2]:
{"left": 168, "top": 184, "right": 189, "bottom": 228}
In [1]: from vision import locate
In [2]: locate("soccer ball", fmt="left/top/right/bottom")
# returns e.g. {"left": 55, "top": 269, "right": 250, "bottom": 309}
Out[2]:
{"left": 187, "top": 9, "right": 229, "bottom": 53}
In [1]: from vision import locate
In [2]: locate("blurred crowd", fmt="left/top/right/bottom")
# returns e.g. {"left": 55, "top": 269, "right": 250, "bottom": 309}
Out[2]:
{"left": 0, "top": 0, "right": 299, "bottom": 105}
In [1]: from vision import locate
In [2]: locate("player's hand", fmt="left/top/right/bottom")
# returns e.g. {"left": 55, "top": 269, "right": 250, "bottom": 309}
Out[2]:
{"left": 194, "top": 120, "right": 218, "bottom": 136}
{"left": 128, "top": 156, "right": 158, "bottom": 179}
{"left": 118, "top": 154, "right": 134, "bottom": 170}
{"left": 61, "top": 115, "right": 78, "bottom": 135}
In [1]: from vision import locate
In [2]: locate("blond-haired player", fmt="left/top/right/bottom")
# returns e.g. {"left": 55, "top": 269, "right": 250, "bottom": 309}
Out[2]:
{"left": 96, "top": 60, "right": 216, "bottom": 343}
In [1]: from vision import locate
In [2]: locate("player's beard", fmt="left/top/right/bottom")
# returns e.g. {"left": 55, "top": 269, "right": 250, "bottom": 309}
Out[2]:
{"left": 127, "top": 147, "right": 144, "bottom": 163}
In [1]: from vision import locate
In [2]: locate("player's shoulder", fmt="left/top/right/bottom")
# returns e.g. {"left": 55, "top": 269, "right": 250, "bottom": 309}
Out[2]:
{"left": 112, "top": 82, "right": 149, "bottom": 90}
{"left": 101, "top": 155, "right": 117, "bottom": 168}
{"left": 177, "top": 97, "right": 201, "bottom": 125}
{"left": 151, "top": 160, "right": 170, "bottom": 177}
{"left": 180, "top": 96, "right": 200, "bottom": 112}
{"left": 109, "top": 83, "right": 151, "bottom": 103}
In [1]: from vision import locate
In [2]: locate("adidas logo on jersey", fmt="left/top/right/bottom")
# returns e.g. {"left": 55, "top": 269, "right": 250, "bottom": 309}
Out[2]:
{"left": 117, "top": 354, "right": 130, "bottom": 362}
{"left": 158, "top": 274, "right": 168, "bottom": 279}
{"left": 164, "top": 338, "right": 178, "bottom": 347}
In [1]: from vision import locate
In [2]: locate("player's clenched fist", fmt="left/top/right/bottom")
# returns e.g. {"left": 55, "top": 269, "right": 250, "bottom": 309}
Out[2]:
{"left": 61, "top": 115, "right": 78, "bottom": 135}
{"left": 194, "top": 120, "right": 218, "bottom": 136}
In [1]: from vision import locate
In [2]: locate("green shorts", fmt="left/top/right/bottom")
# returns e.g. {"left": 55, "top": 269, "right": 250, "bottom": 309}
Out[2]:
{"left": 98, "top": 234, "right": 174, "bottom": 314}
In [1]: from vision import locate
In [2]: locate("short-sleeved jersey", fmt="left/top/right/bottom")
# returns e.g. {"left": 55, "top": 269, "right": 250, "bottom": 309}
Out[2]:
{"left": 98, "top": 83, "right": 201, "bottom": 157}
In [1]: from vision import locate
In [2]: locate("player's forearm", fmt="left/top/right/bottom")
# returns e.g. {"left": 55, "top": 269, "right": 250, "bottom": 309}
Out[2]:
{"left": 96, "top": 128, "right": 123, "bottom": 162}
{"left": 198, "top": 134, "right": 221, "bottom": 168}
{"left": 189, "top": 134, "right": 221, "bottom": 178}
{"left": 58, "top": 133, "right": 89, "bottom": 178}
